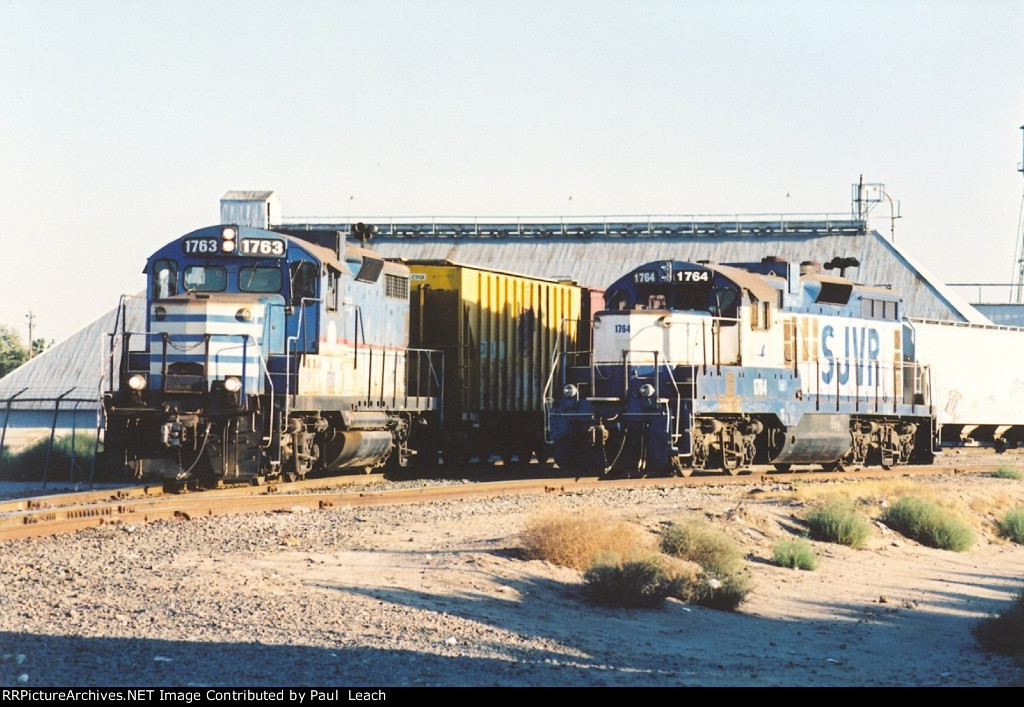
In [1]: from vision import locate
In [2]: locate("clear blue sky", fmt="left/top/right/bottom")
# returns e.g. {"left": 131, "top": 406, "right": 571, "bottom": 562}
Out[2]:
{"left": 2, "top": 0, "right": 1023, "bottom": 344}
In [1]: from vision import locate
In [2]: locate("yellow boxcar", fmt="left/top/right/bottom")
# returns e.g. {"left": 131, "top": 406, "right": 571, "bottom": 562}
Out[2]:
{"left": 405, "top": 260, "right": 588, "bottom": 464}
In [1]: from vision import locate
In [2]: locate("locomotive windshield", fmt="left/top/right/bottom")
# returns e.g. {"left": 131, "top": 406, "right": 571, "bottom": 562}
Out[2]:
{"left": 239, "top": 264, "right": 283, "bottom": 292}
{"left": 152, "top": 259, "right": 289, "bottom": 296}
{"left": 606, "top": 275, "right": 739, "bottom": 321}
{"left": 183, "top": 265, "right": 228, "bottom": 292}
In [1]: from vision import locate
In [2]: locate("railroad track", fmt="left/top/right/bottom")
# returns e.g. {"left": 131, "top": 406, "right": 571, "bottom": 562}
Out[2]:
{"left": 0, "top": 456, "right": 1014, "bottom": 541}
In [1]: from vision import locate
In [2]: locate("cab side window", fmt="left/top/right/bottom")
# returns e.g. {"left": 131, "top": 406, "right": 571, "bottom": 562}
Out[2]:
{"left": 326, "top": 267, "right": 340, "bottom": 312}
{"left": 710, "top": 287, "right": 739, "bottom": 323}
{"left": 290, "top": 260, "right": 318, "bottom": 305}
{"left": 152, "top": 259, "right": 178, "bottom": 299}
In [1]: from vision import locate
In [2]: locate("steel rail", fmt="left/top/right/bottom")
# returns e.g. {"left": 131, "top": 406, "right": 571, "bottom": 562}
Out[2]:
{"left": 0, "top": 460, "right": 1010, "bottom": 542}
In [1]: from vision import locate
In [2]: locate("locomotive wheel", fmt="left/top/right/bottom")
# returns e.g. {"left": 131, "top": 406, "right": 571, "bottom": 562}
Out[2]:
{"left": 513, "top": 450, "right": 534, "bottom": 465}
{"left": 773, "top": 463, "right": 793, "bottom": 473}
{"left": 721, "top": 448, "right": 743, "bottom": 475}
{"left": 533, "top": 443, "right": 553, "bottom": 465}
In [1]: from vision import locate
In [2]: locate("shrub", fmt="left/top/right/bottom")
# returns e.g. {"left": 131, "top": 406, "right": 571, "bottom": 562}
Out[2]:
{"left": 659, "top": 519, "right": 744, "bottom": 576}
{"left": 1000, "top": 507, "right": 1024, "bottom": 544}
{"left": 991, "top": 466, "right": 1023, "bottom": 481}
{"left": 773, "top": 538, "right": 819, "bottom": 570}
{"left": 658, "top": 519, "right": 751, "bottom": 611}
{"left": 520, "top": 508, "right": 651, "bottom": 571}
{"left": 679, "top": 571, "right": 753, "bottom": 612}
{"left": 881, "top": 496, "right": 975, "bottom": 552}
{"left": 805, "top": 499, "right": 872, "bottom": 549}
{"left": 973, "top": 590, "right": 1024, "bottom": 656}
{"left": 0, "top": 434, "right": 98, "bottom": 482}
{"left": 583, "top": 553, "right": 688, "bottom": 608}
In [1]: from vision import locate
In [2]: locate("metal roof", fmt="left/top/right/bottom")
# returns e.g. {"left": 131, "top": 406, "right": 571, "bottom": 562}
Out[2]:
{"left": 0, "top": 295, "right": 146, "bottom": 412}
{"left": 222, "top": 190, "right": 275, "bottom": 201}
{"left": 354, "top": 226, "right": 986, "bottom": 324}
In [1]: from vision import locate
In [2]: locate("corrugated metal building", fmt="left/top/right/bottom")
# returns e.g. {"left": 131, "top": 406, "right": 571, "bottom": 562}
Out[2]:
{"left": 0, "top": 297, "right": 145, "bottom": 450}
{"left": 278, "top": 217, "right": 986, "bottom": 325}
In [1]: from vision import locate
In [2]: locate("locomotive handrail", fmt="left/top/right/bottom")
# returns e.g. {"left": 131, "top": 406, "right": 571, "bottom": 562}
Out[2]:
{"left": 212, "top": 335, "right": 274, "bottom": 404}
{"left": 403, "top": 347, "right": 444, "bottom": 415}
{"left": 339, "top": 301, "right": 366, "bottom": 368}
{"left": 102, "top": 293, "right": 149, "bottom": 397}
{"left": 653, "top": 358, "right": 686, "bottom": 452}
{"left": 797, "top": 355, "right": 931, "bottom": 411}
{"left": 103, "top": 329, "right": 149, "bottom": 395}
{"left": 108, "top": 329, "right": 275, "bottom": 398}
{"left": 284, "top": 297, "right": 321, "bottom": 430}
{"left": 281, "top": 213, "right": 866, "bottom": 240}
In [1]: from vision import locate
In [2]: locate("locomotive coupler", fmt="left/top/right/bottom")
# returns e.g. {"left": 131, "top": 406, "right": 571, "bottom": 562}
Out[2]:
{"left": 161, "top": 421, "right": 183, "bottom": 447}
{"left": 161, "top": 415, "right": 199, "bottom": 448}
{"left": 588, "top": 422, "right": 609, "bottom": 447}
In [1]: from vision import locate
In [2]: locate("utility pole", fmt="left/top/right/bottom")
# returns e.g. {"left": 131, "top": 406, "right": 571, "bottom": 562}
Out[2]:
{"left": 851, "top": 176, "right": 899, "bottom": 241}
{"left": 1014, "top": 124, "right": 1024, "bottom": 303}
{"left": 25, "top": 311, "right": 35, "bottom": 359}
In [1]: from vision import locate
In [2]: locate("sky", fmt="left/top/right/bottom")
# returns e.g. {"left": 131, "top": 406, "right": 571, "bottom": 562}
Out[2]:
{"left": 1, "top": 0, "right": 1023, "bottom": 345}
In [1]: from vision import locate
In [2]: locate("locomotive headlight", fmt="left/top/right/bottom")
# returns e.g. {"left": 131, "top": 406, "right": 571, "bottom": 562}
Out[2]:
{"left": 221, "top": 226, "right": 237, "bottom": 253}
{"left": 127, "top": 373, "right": 148, "bottom": 391}
{"left": 638, "top": 383, "right": 656, "bottom": 398}
{"left": 562, "top": 384, "right": 578, "bottom": 399}
{"left": 223, "top": 376, "right": 242, "bottom": 393}
{"left": 235, "top": 308, "right": 253, "bottom": 322}
{"left": 152, "top": 306, "right": 166, "bottom": 322}
{"left": 592, "top": 317, "right": 602, "bottom": 330}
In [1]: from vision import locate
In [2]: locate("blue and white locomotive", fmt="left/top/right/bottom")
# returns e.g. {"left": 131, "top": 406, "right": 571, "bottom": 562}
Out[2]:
{"left": 102, "top": 224, "right": 441, "bottom": 482}
{"left": 545, "top": 258, "right": 935, "bottom": 476}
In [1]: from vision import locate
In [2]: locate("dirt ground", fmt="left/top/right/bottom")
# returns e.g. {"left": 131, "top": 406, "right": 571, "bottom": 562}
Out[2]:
{"left": 3, "top": 461, "right": 1024, "bottom": 687}
{"left": 294, "top": 466, "right": 1024, "bottom": 686}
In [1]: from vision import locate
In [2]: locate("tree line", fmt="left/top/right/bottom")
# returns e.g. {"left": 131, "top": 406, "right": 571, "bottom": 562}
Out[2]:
{"left": 0, "top": 325, "right": 50, "bottom": 378}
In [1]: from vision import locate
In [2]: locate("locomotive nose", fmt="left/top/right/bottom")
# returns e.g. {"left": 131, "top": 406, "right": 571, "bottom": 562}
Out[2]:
{"left": 148, "top": 295, "right": 277, "bottom": 398}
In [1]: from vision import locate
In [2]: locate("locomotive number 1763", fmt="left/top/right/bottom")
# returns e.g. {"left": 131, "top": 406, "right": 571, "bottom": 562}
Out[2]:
{"left": 182, "top": 237, "right": 220, "bottom": 254}
{"left": 238, "top": 238, "right": 286, "bottom": 257}
{"left": 181, "top": 236, "right": 287, "bottom": 257}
